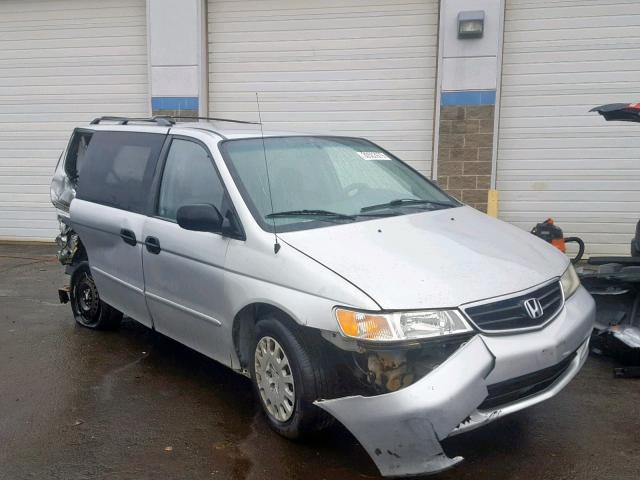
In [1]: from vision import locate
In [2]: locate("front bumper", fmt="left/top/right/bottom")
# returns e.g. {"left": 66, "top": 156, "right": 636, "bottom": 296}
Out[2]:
{"left": 315, "top": 286, "right": 595, "bottom": 477}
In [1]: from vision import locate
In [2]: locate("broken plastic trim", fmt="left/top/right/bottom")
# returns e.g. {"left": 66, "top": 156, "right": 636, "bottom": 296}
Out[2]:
{"left": 315, "top": 336, "right": 494, "bottom": 477}
{"left": 316, "top": 335, "right": 591, "bottom": 477}
{"left": 450, "top": 337, "right": 590, "bottom": 436}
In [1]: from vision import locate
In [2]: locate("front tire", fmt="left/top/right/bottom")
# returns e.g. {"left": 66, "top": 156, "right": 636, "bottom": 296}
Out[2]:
{"left": 250, "top": 316, "right": 334, "bottom": 439}
{"left": 69, "top": 261, "right": 122, "bottom": 330}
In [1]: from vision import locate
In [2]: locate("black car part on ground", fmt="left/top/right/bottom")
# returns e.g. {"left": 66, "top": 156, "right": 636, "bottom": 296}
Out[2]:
{"left": 580, "top": 261, "right": 640, "bottom": 371}
{"left": 614, "top": 366, "right": 640, "bottom": 378}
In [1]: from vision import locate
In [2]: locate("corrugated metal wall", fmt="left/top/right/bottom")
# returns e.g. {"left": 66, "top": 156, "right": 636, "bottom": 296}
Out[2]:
{"left": 497, "top": 0, "right": 640, "bottom": 256}
{"left": 207, "top": 0, "right": 439, "bottom": 176}
{"left": 0, "top": 0, "right": 149, "bottom": 241}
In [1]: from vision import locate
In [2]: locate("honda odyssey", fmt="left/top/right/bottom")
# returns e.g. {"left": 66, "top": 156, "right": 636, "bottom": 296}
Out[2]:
{"left": 50, "top": 116, "right": 595, "bottom": 477}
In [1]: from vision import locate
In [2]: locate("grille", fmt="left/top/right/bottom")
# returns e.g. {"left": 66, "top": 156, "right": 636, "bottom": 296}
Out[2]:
{"left": 479, "top": 351, "right": 576, "bottom": 410}
{"left": 463, "top": 281, "right": 563, "bottom": 332}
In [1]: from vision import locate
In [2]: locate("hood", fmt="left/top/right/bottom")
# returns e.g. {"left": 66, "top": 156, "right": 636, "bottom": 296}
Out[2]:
{"left": 591, "top": 102, "right": 640, "bottom": 123}
{"left": 279, "top": 207, "right": 569, "bottom": 310}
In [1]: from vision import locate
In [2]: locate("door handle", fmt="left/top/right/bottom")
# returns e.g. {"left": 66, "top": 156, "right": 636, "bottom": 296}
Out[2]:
{"left": 120, "top": 228, "right": 137, "bottom": 246}
{"left": 145, "top": 236, "right": 161, "bottom": 254}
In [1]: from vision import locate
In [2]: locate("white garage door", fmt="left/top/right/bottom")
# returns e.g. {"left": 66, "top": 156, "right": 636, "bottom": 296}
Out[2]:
{"left": 0, "top": 0, "right": 149, "bottom": 242}
{"left": 207, "top": 0, "right": 439, "bottom": 176}
{"left": 497, "top": 0, "right": 640, "bottom": 256}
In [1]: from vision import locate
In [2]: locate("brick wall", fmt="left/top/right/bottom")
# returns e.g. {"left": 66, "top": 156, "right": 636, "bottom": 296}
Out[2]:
{"left": 152, "top": 108, "right": 199, "bottom": 121}
{"left": 437, "top": 105, "right": 494, "bottom": 213}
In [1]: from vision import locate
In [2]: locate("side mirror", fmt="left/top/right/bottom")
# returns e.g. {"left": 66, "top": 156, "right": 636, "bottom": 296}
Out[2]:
{"left": 176, "top": 204, "right": 223, "bottom": 233}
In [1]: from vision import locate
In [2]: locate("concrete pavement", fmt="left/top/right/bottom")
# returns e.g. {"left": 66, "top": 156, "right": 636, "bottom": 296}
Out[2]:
{"left": 1, "top": 243, "right": 638, "bottom": 480}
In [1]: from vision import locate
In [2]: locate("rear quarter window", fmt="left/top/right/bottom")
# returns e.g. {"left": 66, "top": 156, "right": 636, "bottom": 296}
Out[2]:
{"left": 64, "top": 130, "right": 93, "bottom": 181}
{"left": 76, "top": 131, "right": 164, "bottom": 214}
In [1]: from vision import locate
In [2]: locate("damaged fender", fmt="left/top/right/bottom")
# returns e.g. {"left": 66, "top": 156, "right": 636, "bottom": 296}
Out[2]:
{"left": 315, "top": 336, "right": 494, "bottom": 477}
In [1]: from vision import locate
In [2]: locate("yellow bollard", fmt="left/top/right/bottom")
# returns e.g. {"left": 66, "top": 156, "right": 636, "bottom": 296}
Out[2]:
{"left": 487, "top": 189, "right": 499, "bottom": 217}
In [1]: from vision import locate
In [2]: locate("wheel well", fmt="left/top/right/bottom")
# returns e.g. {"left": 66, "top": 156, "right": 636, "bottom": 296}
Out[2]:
{"left": 232, "top": 303, "right": 300, "bottom": 371}
{"left": 73, "top": 238, "right": 88, "bottom": 264}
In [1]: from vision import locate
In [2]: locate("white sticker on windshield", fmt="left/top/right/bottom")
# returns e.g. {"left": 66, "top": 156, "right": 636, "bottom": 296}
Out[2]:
{"left": 357, "top": 151, "right": 391, "bottom": 161}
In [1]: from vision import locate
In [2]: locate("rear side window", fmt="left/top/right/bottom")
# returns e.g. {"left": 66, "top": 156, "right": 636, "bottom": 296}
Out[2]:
{"left": 76, "top": 131, "right": 164, "bottom": 214}
{"left": 64, "top": 130, "right": 93, "bottom": 181}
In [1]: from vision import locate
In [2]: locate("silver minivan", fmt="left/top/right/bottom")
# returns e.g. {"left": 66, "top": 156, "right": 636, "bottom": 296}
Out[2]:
{"left": 51, "top": 116, "right": 595, "bottom": 477}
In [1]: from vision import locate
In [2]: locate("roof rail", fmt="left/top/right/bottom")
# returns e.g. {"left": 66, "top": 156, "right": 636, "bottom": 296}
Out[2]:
{"left": 90, "top": 116, "right": 174, "bottom": 126}
{"left": 168, "top": 116, "right": 260, "bottom": 125}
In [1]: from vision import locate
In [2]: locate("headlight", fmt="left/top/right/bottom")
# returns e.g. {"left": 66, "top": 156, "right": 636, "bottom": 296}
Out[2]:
{"left": 560, "top": 264, "right": 580, "bottom": 299}
{"left": 335, "top": 308, "right": 473, "bottom": 342}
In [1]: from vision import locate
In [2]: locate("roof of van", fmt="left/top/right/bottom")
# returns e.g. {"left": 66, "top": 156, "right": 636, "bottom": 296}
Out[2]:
{"left": 86, "top": 116, "right": 314, "bottom": 140}
{"left": 176, "top": 121, "right": 309, "bottom": 139}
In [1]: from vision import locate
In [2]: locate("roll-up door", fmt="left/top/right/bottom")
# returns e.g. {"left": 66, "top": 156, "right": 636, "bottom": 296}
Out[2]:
{"left": 497, "top": 0, "right": 640, "bottom": 256}
{"left": 207, "top": 0, "right": 439, "bottom": 176}
{"left": 0, "top": 0, "right": 149, "bottom": 241}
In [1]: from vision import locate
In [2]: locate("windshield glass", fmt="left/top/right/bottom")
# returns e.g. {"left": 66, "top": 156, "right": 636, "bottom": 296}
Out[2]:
{"left": 220, "top": 136, "right": 459, "bottom": 232}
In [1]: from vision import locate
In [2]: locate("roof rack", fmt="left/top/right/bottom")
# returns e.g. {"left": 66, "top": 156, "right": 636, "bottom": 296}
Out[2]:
{"left": 90, "top": 115, "right": 260, "bottom": 127}
{"left": 167, "top": 116, "right": 260, "bottom": 125}
{"left": 90, "top": 116, "right": 174, "bottom": 126}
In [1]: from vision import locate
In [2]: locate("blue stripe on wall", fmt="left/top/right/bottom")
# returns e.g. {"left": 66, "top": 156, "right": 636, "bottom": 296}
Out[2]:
{"left": 151, "top": 96, "right": 199, "bottom": 110}
{"left": 441, "top": 90, "right": 496, "bottom": 106}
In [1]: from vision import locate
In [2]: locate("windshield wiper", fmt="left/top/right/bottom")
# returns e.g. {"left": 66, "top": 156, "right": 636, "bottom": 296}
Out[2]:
{"left": 266, "top": 209, "right": 356, "bottom": 221}
{"left": 360, "top": 198, "right": 455, "bottom": 213}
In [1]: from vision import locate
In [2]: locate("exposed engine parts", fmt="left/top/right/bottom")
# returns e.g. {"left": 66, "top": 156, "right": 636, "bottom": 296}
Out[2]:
{"left": 363, "top": 337, "right": 473, "bottom": 393}
{"left": 366, "top": 351, "right": 414, "bottom": 392}
{"left": 323, "top": 333, "right": 475, "bottom": 397}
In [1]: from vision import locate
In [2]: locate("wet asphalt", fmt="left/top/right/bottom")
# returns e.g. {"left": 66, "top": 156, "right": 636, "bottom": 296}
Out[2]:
{"left": 0, "top": 243, "right": 639, "bottom": 480}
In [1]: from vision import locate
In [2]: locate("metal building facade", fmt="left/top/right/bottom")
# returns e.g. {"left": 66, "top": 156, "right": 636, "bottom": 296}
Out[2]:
{"left": 496, "top": 0, "right": 640, "bottom": 256}
{"left": 0, "top": 0, "right": 149, "bottom": 241}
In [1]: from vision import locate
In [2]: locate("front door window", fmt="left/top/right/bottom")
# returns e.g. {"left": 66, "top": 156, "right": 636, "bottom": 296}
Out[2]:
{"left": 158, "top": 139, "right": 226, "bottom": 221}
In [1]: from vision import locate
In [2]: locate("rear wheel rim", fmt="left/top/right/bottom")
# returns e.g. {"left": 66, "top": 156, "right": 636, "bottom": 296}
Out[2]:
{"left": 73, "top": 272, "right": 101, "bottom": 326}
{"left": 254, "top": 336, "right": 296, "bottom": 422}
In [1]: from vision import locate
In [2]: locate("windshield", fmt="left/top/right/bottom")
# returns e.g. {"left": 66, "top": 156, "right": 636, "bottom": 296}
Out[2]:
{"left": 220, "top": 136, "right": 459, "bottom": 232}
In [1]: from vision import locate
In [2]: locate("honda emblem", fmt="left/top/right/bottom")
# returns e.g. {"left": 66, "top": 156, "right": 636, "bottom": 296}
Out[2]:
{"left": 523, "top": 298, "right": 544, "bottom": 319}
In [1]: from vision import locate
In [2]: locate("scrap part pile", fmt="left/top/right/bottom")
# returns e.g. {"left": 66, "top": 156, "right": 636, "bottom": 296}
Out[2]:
{"left": 580, "top": 259, "right": 640, "bottom": 377}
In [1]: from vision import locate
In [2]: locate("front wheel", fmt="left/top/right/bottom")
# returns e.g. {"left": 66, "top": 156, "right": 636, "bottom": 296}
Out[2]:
{"left": 250, "top": 316, "right": 334, "bottom": 439}
{"left": 69, "top": 261, "right": 122, "bottom": 330}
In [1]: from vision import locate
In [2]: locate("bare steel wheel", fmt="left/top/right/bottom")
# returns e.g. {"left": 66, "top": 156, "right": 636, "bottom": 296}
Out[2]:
{"left": 254, "top": 336, "right": 296, "bottom": 422}
{"left": 69, "top": 261, "right": 122, "bottom": 330}
{"left": 74, "top": 271, "right": 101, "bottom": 325}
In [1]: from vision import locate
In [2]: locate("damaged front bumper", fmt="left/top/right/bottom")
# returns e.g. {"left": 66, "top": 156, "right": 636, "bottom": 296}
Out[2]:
{"left": 315, "top": 286, "right": 595, "bottom": 477}
{"left": 317, "top": 335, "right": 493, "bottom": 476}
{"left": 450, "top": 335, "right": 590, "bottom": 437}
